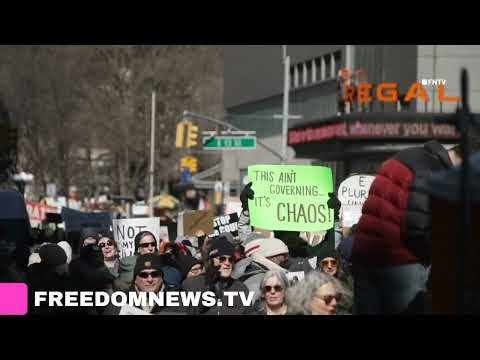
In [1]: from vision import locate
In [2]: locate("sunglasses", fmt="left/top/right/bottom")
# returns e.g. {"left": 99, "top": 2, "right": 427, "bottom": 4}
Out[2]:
{"left": 264, "top": 285, "right": 284, "bottom": 293}
{"left": 218, "top": 255, "right": 235, "bottom": 264}
{"left": 321, "top": 259, "right": 337, "bottom": 267}
{"left": 318, "top": 294, "right": 342, "bottom": 305}
{"left": 98, "top": 240, "right": 114, "bottom": 248}
{"left": 139, "top": 241, "right": 157, "bottom": 249}
{"left": 138, "top": 271, "right": 162, "bottom": 279}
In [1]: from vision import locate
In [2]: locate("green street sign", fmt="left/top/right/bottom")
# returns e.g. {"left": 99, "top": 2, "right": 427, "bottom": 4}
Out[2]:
{"left": 203, "top": 136, "right": 257, "bottom": 150}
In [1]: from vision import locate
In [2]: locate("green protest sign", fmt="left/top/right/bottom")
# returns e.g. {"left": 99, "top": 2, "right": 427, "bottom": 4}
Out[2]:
{"left": 248, "top": 165, "right": 334, "bottom": 232}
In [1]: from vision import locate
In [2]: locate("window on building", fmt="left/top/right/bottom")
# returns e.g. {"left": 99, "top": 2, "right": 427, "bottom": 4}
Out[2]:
{"left": 297, "top": 63, "right": 303, "bottom": 87}
{"left": 324, "top": 55, "right": 331, "bottom": 79}
{"left": 290, "top": 66, "right": 295, "bottom": 88}
{"left": 305, "top": 61, "right": 312, "bottom": 85}
{"left": 314, "top": 57, "right": 322, "bottom": 82}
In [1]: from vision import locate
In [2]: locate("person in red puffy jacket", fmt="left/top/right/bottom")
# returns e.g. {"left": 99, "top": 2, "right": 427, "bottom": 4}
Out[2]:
{"left": 351, "top": 140, "right": 474, "bottom": 314}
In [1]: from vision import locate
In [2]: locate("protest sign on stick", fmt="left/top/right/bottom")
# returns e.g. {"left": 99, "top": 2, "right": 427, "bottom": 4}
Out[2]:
{"left": 113, "top": 217, "right": 161, "bottom": 258}
{"left": 248, "top": 165, "right": 334, "bottom": 232}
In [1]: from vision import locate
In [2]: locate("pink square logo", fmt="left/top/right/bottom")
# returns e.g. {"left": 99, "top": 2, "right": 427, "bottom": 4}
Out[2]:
{"left": 0, "top": 283, "right": 28, "bottom": 315}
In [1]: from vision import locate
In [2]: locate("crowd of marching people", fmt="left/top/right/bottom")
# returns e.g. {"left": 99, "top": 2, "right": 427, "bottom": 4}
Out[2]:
{"left": 1, "top": 134, "right": 479, "bottom": 316}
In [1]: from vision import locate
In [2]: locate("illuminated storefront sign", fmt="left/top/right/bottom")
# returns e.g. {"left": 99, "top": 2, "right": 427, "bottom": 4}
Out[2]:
{"left": 288, "top": 121, "right": 460, "bottom": 146}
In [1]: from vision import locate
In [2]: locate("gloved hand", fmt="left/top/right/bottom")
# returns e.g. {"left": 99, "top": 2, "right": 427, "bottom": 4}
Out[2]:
{"left": 240, "top": 182, "right": 255, "bottom": 211}
{"left": 327, "top": 192, "right": 341, "bottom": 221}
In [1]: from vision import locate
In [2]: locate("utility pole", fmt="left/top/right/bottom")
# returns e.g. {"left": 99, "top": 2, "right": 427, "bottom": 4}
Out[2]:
{"left": 274, "top": 46, "right": 301, "bottom": 164}
{"left": 281, "top": 45, "right": 290, "bottom": 164}
{"left": 149, "top": 90, "right": 156, "bottom": 213}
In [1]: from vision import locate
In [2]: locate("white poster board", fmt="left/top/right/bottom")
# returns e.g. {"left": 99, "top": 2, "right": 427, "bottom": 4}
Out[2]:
{"left": 286, "top": 271, "right": 305, "bottom": 284}
{"left": 159, "top": 226, "right": 169, "bottom": 242}
{"left": 340, "top": 205, "right": 364, "bottom": 228}
{"left": 113, "top": 217, "right": 161, "bottom": 258}
{"left": 337, "top": 175, "right": 375, "bottom": 228}
{"left": 337, "top": 175, "right": 375, "bottom": 206}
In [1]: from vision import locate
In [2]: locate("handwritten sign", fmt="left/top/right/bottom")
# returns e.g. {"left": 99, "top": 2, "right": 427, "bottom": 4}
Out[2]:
{"left": 213, "top": 213, "right": 239, "bottom": 237}
{"left": 337, "top": 175, "right": 375, "bottom": 228}
{"left": 248, "top": 165, "right": 334, "bottom": 232}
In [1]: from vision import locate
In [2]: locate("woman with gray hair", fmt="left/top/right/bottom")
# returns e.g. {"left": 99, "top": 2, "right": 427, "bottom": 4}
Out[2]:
{"left": 252, "top": 269, "right": 290, "bottom": 315}
{"left": 286, "top": 271, "right": 352, "bottom": 315}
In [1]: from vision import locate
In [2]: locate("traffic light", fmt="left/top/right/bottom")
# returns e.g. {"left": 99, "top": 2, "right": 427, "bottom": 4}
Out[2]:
{"left": 186, "top": 122, "right": 199, "bottom": 148}
{"left": 176, "top": 122, "right": 186, "bottom": 148}
{"left": 180, "top": 156, "right": 198, "bottom": 173}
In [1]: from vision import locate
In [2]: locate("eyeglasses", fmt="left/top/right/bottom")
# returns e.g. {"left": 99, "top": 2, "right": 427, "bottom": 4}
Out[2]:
{"left": 98, "top": 240, "right": 114, "bottom": 248}
{"left": 218, "top": 256, "right": 235, "bottom": 264}
{"left": 321, "top": 259, "right": 337, "bottom": 267}
{"left": 264, "top": 285, "right": 284, "bottom": 293}
{"left": 138, "top": 271, "right": 162, "bottom": 279}
{"left": 139, "top": 241, "right": 157, "bottom": 249}
{"left": 317, "top": 294, "right": 342, "bottom": 305}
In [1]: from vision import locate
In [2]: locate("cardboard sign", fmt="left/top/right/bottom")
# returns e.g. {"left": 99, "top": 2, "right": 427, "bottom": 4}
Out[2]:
{"left": 119, "top": 305, "right": 152, "bottom": 315}
{"left": 113, "top": 217, "right": 161, "bottom": 258}
{"left": 213, "top": 213, "right": 239, "bottom": 237}
{"left": 337, "top": 175, "right": 375, "bottom": 206}
{"left": 26, "top": 202, "right": 59, "bottom": 228}
{"left": 177, "top": 210, "right": 214, "bottom": 237}
{"left": 61, "top": 207, "right": 112, "bottom": 234}
{"left": 248, "top": 165, "right": 334, "bottom": 232}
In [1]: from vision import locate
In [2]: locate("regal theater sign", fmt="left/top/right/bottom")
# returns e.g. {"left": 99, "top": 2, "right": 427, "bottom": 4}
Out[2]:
{"left": 289, "top": 121, "right": 460, "bottom": 146}
{"left": 342, "top": 82, "right": 460, "bottom": 104}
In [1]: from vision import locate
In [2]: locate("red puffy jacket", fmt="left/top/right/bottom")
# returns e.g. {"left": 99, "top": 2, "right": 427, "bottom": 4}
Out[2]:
{"left": 352, "top": 141, "right": 454, "bottom": 267}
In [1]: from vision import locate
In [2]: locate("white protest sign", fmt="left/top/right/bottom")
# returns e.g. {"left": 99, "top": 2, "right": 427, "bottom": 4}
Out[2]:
{"left": 113, "top": 217, "right": 161, "bottom": 258}
{"left": 159, "top": 226, "right": 169, "bottom": 242}
{"left": 337, "top": 175, "right": 375, "bottom": 206}
{"left": 286, "top": 271, "right": 305, "bottom": 284}
{"left": 132, "top": 204, "right": 149, "bottom": 217}
{"left": 119, "top": 305, "right": 152, "bottom": 315}
{"left": 337, "top": 175, "right": 374, "bottom": 228}
{"left": 341, "top": 205, "right": 363, "bottom": 228}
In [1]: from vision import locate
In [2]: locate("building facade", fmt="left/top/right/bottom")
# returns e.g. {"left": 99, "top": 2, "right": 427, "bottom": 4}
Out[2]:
{"left": 223, "top": 45, "right": 480, "bottom": 190}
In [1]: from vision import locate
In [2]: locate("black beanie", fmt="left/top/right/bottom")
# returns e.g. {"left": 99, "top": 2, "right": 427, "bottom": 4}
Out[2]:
{"left": 134, "top": 253, "right": 164, "bottom": 278}
{"left": 81, "top": 227, "right": 101, "bottom": 243}
{"left": 39, "top": 243, "right": 67, "bottom": 266}
{"left": 208, "top": 236, "right": 235, "bottom": 259}
{"left": 177, "top": 254, "right": 203, "bottom": 277}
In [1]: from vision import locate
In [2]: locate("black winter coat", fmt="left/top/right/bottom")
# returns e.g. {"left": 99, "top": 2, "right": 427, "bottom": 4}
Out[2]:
{"left": 182, "top": 273, "right": 252, "bottom": 315}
